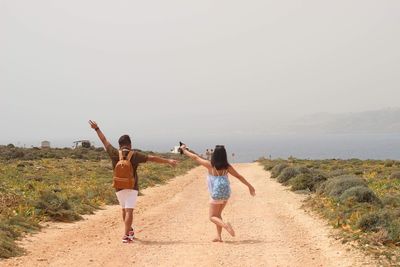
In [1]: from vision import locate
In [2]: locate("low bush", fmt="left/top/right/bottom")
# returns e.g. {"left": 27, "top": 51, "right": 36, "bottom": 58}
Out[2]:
{"left": 296, "top": 166, "right": 312, "bottom": 175}
{"left": 318, "top": 175, "right": 367, "bottom": 198}
{"left": 277, "top": 167, "right": 299, "bottom": 184}
{"left": 290, "top": 173, "right": 313, "bottom": 191}
{"left": 0, "top": 216, "right": 39, "bottom": 258}
{"left": 389, "top": 171, "right": 400, "bottom": 180}
{"left": 384, "top": 160, "right": 395, "bottom": 167}
{"left": 357, "top": 210, "right": 400, "bottom": 243}
{"left": 357, "top": 211, "right": 389, "bottom": 232}
{"left": 381, "top": 195, "right": 400, "bottom": 207}
{"left": 328, "top": 169, "right": 349, "bottom": 177}
{"left": 339, "top": 186, "right": 380, "bottom": 203}
{"left": 290, "top": 171, "right": 327, "bottom": 191}
{"left": 34, "top": 191, "right": 82, "bottom": 222}
{"left": 271, "top": 163, "right": 289, "bottom": 178}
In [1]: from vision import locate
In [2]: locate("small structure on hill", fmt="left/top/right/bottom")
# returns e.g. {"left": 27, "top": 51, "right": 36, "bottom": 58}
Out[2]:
{"left": 73, "top": 140, "right": 91, "bottom": 149}
{"left": 170, "top": 146, "right": 180, "bottom": 154}
{"left": 41, "top": 141, "right": 51, "bottom": 149}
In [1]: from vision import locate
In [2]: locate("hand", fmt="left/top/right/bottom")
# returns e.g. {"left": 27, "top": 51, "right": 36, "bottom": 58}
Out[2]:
{"left": 179, "top": 144, "right": 187, "bottom": 151}
{"left": 168, "top": 159, "right": 178, "bottom": 167}
{"left": 248, "top": 185, "right": 256, "bottom": 196}
{"left": 89, "top": 120, "right": 99, "bottom": 130}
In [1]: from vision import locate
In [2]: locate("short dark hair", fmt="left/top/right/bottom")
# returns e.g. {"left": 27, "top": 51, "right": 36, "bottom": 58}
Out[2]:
{"left": 211, "top": 145, "right": 230, "bottom": 170}
{"left": 118, "top": 135, "right": 131, "bottom": 147}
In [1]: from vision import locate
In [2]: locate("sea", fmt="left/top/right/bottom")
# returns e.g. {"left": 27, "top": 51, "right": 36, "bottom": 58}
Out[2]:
{"left": 135, "top": 134, "right": 400, "bottom": 163}
{"left": 21, "top": 133, "right": 400, "bottom": 163}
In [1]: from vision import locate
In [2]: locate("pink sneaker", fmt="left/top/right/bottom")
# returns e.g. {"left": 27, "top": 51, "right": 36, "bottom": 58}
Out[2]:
{"left": 128, "top": 227, "right": 135, "bottom": 239}
{"left": 128, "top": 230, "right": 135, "bottom": 240}
{"left": 122, "top": 235, "right": 133, "bottom": 243}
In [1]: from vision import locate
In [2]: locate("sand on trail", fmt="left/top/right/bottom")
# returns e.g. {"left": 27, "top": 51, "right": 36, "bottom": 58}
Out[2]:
{"left": 1, "top": 163, "right": 375, "bottom": 267}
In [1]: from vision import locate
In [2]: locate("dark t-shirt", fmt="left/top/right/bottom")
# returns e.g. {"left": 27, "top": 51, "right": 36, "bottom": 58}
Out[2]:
{"left": 106, "top": 144, "right": 148, "bottom": 191}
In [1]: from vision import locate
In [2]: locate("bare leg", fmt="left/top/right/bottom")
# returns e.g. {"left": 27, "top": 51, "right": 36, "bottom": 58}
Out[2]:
{"left": 209, "top": 202, "right": 234, "bottom": 241}
{"left": 122, "top": 209, "right": 126, "bottom": 221}
{"left": 216, "top": 202, "right": 228, "bottom": 239}
{"left": 209, "top": 204, "right": 223, "bottom": 242}
{"left": 218, "top": 202, "right": 235, "bottom": 237}
{"left": 124, "top": 208, "right": 134, "bottom": 236}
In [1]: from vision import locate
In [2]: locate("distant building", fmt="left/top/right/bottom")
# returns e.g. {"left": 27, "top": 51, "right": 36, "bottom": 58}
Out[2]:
{"left": 41, "top": 141, "right": 51, "bottom": 149}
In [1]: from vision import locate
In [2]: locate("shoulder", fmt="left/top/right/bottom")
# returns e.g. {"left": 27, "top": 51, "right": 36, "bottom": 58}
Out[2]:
{"left": 106, "top": 144, "right": 118, "bottom": 155}
{"left": 132, "top": 151, "right": 148, "bottom": 163}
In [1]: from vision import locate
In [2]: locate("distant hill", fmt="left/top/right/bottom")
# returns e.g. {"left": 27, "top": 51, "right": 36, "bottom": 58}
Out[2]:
{"left": 284, "top": 108, "right": 400, "bottom": 134}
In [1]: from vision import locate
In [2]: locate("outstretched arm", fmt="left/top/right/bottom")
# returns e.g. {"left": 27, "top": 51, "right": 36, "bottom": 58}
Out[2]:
{"left": 88, "top": 120, "right": 110, "bottom": 148}
{"left": 180, "top": 144, "right": 211, "bottom": 169}
{"left": 228, "top": 165, "right": 256, "bottom": 196}
{"left": 147, "top": 155, "right": 178, "bottom": 167}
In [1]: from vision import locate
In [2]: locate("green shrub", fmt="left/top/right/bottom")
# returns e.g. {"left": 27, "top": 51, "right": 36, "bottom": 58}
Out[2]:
{"left": 290, "top": 173, "right": 313, "bottom": 191}
{"left": 296, "top": 166, "right": 312, "bottom": 175}
{"left": 271, "top": 163, "right": 289, "bottom": 178}
{"left": 357, "top": 211, "right": 389, "bottom": 232}
{"left": 357, "top": 210, "right": 400, "bottom": 243}
{"left": 290, "top": 171, "right": 327, "bottom": 191}
{"left": 328, "top": 169, "right": 349, "bottom": 177}
{"left": 318, "top": 175, "right": 367, "bottom": 198}
{"left": 382, "top": 195, "right": 400, "bottom": 207}
{"left": 384, "top": 160, "right": 395, "bottom": 167}
{"left": 277, "top": 167, "right": 299, "bottom": 184}
{"left": 389, "top": 171, "right": 400, "bottom": 179}
{"left": 0, "top": 216, "right": 40, "bottom": 258}
{"left": 34, "top": 191, "right": 82, "bottom": 222}
{"left": 353, "top": 170, "right": 364, "bottom": 175}
{"left": 339, "top": 186, "right": 380, "bottom": 203}
{"left": 0, "top": 231, "right": 23, "bottom": 258}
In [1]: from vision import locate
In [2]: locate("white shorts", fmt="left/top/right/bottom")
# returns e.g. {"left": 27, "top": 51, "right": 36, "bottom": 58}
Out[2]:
{"left": 115, "top": 189, "right": 138, "bottom": 209}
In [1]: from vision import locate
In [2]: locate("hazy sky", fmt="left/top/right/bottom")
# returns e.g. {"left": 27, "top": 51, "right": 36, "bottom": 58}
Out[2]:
{"left": 1, "top": 0, "right": 400, "bottom": 147}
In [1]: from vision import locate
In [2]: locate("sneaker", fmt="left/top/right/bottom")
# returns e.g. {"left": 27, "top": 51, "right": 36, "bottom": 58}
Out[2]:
{"left": 128, "top": 230, "right": 135, "bottom": 239}
{"left": 122, "top": 235, "right": 133, "bottom": 243}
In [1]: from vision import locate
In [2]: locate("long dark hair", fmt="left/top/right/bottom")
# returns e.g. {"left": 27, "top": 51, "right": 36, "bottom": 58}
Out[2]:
{"left": 211, "top": 145, "right": 230, "bottom": 170}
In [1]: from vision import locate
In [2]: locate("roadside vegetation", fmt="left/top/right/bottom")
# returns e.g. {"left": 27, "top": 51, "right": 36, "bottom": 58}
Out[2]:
{"left": 259, "top": 157, "right": 400, "bottom": 265}
{"left": 0, "top": 145, "right": 196, "bottom": 259}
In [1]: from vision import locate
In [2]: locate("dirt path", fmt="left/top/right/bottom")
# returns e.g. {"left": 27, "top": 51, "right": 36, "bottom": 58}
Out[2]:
{"left": 1, "top": 163, "right": 374, "bottom": 267}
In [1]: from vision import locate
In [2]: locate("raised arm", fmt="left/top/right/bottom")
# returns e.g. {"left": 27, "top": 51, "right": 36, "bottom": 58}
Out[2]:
{"left": 180, "top": 144, "right": 211, "bottom": 169}
{"left": 147, "top": 155, "right": 178, "bottom": 167}
{"left": 228, "top": 165, "right": 256, "bottom": 196}
{"left": 89, "top": 120, "right": 110, "bottom": 148}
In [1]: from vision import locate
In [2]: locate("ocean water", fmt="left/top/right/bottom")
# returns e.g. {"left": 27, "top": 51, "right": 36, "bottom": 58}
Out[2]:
{"left": 137, "top": 134, "right": 400, "bottom": 163}
{"left": 35, "top": 133, "right": 400, "bottom": 163}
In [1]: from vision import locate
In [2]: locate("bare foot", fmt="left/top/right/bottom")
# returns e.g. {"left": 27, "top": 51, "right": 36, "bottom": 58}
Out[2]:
{"left": 212, "top": 237, "right": 223, "bottom": 242}
{"left": 225, "top": 222, "right": 235, "bottom": 237}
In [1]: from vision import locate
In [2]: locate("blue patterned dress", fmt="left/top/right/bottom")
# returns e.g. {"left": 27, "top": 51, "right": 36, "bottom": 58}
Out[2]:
{"left": 207, "top": 168, "right": 231, "bottom": 202}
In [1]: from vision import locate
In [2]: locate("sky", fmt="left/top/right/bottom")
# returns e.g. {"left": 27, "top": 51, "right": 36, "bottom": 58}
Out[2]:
{"left": 1, "top": 0, "right": 400, "bottom": 148}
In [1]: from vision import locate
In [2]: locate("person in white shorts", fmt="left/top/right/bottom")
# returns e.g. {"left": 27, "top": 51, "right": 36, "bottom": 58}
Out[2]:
{"left": 89, "top": 120, "right": 178, "bottom": 243}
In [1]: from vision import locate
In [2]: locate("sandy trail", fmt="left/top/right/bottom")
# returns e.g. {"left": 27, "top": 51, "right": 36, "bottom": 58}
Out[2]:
{"left": 1, "top": 163, "right": 374, "bottom": 267}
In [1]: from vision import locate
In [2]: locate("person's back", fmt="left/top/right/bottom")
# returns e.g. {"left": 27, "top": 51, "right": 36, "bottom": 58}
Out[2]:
{"left": 89, "top": 120, "right": 178, "bottom": 243}
{"left": 207, "top": 167, "right": 230, "bottom": 204}
{"left": 179, "top": 143, "right": 255, "bottom": 242}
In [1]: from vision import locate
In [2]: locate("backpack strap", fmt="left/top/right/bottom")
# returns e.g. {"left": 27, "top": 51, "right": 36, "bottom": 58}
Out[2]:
{"left": 126, "top": 151, "right": 134, "bottom": 162}
{"left": 119, "top": 150, "right": 134, "bottom": 161}
{"left": 118, "top": 150, "right": 124, "bottom": 161}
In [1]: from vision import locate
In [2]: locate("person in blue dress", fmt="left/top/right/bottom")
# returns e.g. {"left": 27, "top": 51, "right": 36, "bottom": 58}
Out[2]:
{"left": 180, "top": 144, "right": 256, "bottom": 242}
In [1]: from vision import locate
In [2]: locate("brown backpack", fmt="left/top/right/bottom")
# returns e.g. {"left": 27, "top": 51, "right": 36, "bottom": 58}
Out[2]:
{"left": 113, "top": 150, "right": 135, "bottom": 189}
